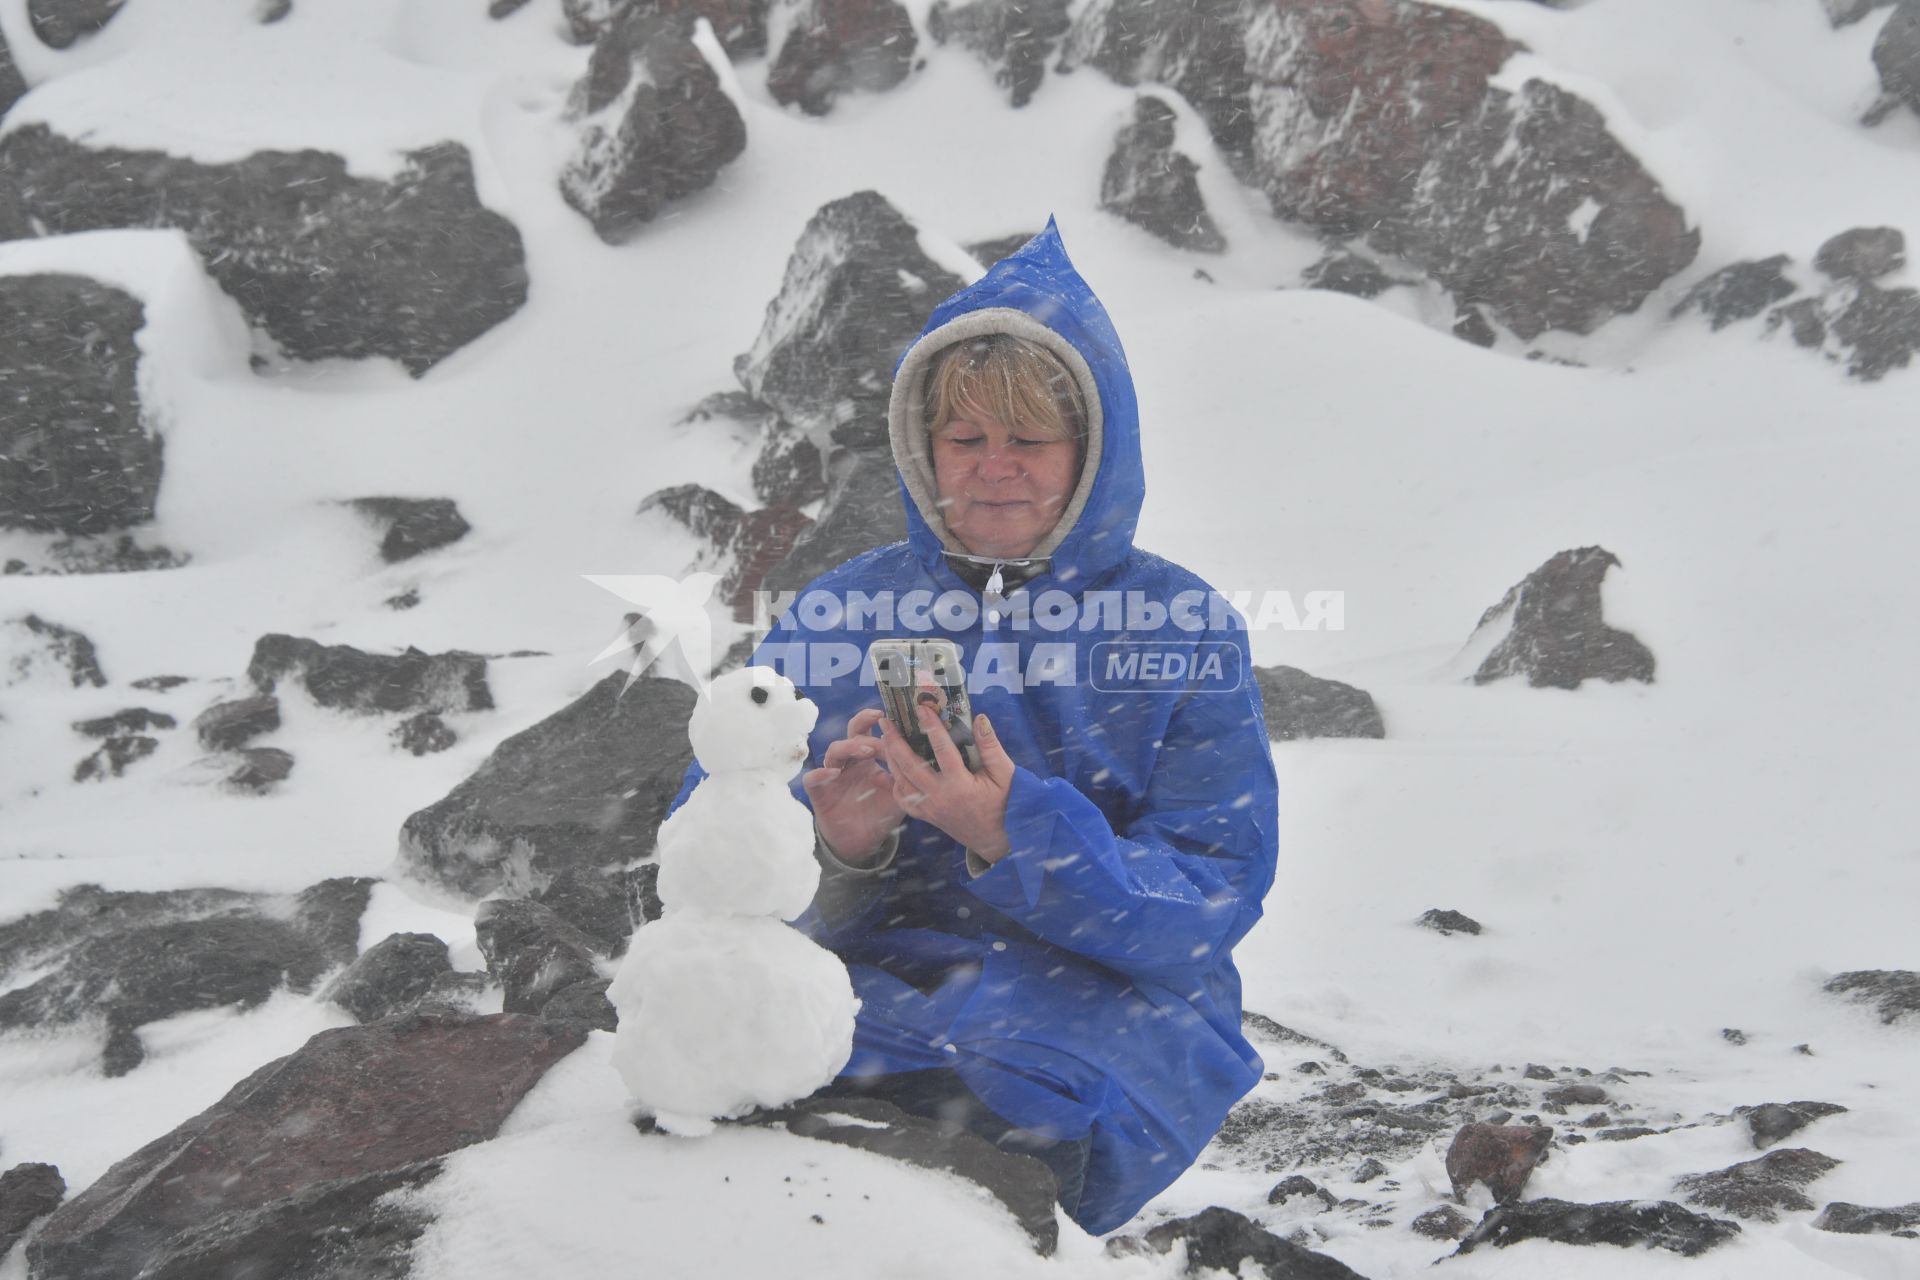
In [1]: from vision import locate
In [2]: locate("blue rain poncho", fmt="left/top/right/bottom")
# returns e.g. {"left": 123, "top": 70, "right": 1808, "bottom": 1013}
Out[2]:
{"left": 668, "top": 223, "right": 1278, "bottom": 1233}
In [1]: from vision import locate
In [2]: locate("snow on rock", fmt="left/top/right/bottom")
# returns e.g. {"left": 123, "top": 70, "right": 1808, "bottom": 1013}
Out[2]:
{"left": 0, "top": 1162, "right": 66, "bottom": 1260}
{"left": 1873, "top": 0, "right": 1920, "bottom": 119}
{"left": 341, "top": 497, "right": 472, "bottom": 565}
{"left": 0, "top": 231, "right": 247, "bottom": 538}
{"left": 1454, "top": 1197, "right": 1743, "bottom": 1258}
{"left": 765, "top": 0, "right": 917, "bottom": 116}
{"left": 609, "top": 913, "right": 856, "bottom": 1134}
{"left": 926, "top": 0, "right": 1070, "bottom": 109}
{"left": 473, "top": 897, "right": 609, "bottom": 1015}
{"left": 0, "top": 878, "right": 371, "bottom": 1076}
{"left": 1462, "top": 546, "right": 1656, "bottom": 690}
{"left": 1123, "top": 1206, "right": 1367, "bottom": 1279}
{"left": 323, "top": 931, "right": 454, "bottom": 1024}
{"left": 1099, "top": 97, "right": 1226, "bottom": 254}
{"left": 0, "top": 124, "right": 526, "bottom": 376}
{"left": 1068, "top": 0, "right": 1698, "bottom": 338}
{"left": 247, "top": 634, "right": 493, "bottom": 717}
{"left": 397, "top": 674, "right": 696, "bottom": 900}
{"left": 565, "top": 0, "right": 768, "bottom": 58}
{"left": 24, "top": 1009, "right": 586, "bottom": 1280}
{"left": 559, "top": 8, "right": 747, "bottom": 245}
{"left": 1, "top": 614, "right": 108, "bottom": 689}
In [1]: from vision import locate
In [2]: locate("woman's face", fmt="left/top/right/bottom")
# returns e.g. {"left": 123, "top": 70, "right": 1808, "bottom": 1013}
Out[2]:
{"left": 931, "top": 410, "right": 1079, "bottom": 560}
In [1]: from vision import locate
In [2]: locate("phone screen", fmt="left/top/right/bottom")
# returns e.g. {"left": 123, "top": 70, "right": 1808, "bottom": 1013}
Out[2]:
{"left": 869, "top": 639, "right": 979, "bottom": 772}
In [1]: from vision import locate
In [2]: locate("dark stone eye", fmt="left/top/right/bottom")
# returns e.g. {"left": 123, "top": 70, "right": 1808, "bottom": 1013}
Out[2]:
{"left": 793, "top": 687, "right": 805, "bottom": 700}
{"left": 751, "top": 686, "right": 769, "bottom": 705}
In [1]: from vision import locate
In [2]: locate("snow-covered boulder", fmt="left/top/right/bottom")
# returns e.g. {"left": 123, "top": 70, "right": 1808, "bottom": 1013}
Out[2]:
{"left": 0, "top": 878, "right": 371, "bottom": 1075}
{"left": 474, "top": 898, "right": 610, "bottom": 1015}
{"left": 926, "top": 0, "right": 1070, "bottom": 107}
{"left": 1454, "top": 1197, "right": 1742, "bottom": 1257}
{"left": 1675, "top": 1148, "right": 1842, "bottom": 1223}
{"left": 640, "top": 483, "right": 814, "bottom": 617}
{"left": 1124, "top": 1207, "right": 1368, "bottom": 1279}
{"left": 27, "top": 0, "right": 125, "bottom": 49}
{"left": 1671, "top": 254, "right": 1799, "bottom": 330}
{"left": 1069, "top": 0, "right": 1698, "bottom": 338}
{"left": 1816, "top": 226, "right": 1906, "bottom": 282}
{"left": 560, "top": 9, "right": 747, "bottom": 244}
{"left": 397, "top": 673, "right": 695, "bottom": 900}
{"left": 323, "top": 932, "right": 453, "bottom": 1024}
{"left": 765, "top": 0, "right": 917, "bottom": 115}
{"left": 2, "top": 614, "right": 107, "bottom": 689}
{"left": 0, "top": 1163, "right": 65, "bottom": 1260}
{"left": 71, "top": 706, "right": 175, "bottom": 783}
{"left": 1251, "top": 665, "right": 1384, "bottom": 740}
{"left": 24, "top": 1010, "right": 587, "bottom": 1280}
{"left": 1100, "top": 96, "right": 1225, "bottom": 253}
{"left": 342, "top": 496, "right": 472, "bottom": 564}
{"left": 1, "top": 231, "right": 245, "bottom": 536}
{"left": 1463, "top": 547, "right": 1656, "bottom": 690}
{"left": 1874, "top": 0, "right": 1920, "bottom": 119}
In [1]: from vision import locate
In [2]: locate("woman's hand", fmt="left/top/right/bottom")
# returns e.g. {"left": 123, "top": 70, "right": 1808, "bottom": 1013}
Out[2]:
{"left": 879, "top": 706, "right": 1018, "bottom": 864}
{"left": 802, "top": 707, "right": 908, "bottom": 864}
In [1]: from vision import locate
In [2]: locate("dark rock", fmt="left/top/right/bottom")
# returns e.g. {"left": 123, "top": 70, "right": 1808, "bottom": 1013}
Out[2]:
{"left": 1825, "top": 969, "right": 1920, "bottom": 1023}
{"left": 965, "top": 233, "right": 1038, "bottom": 269}
{"left": 0, "top": 913, "right": 334, "bottom": 1075}
{"left": 249, "top": 634, "right": 492, "bottom": 716}
{"left": 123, "top": 1159, "right": 438, "bottom": 1280}
{"left": 753, "top": 424, "right": 828, "bottom": 509}
{"left": 736, "top": 192, "right": 966, "bottom": 445}
{"left": 560, "top": 8, "right": 747, "bottom": 243}
{"left": 324, "top": 933, "right": 453, "bottom": 1023}
{"left": 6, "top": 615, "right": 107, "bottom": 688}
{"left": 1452, "top": 305, "right": 1498, "bottom": 348}
{"left": 73, "top": 707, "right": 175, "bottom": 738}
{"left": 1418, "top": 908, "right": 1481, "bottom": 937}
{"left": 393, "top": 712, "right": 457, "bottom": 756}
{"left": 2, "top": 533, "right": 187, "bottom": 576}
{"left": 1671, "top": 255, "right": 1798, "bottom": 330}
{"left": 1446, "top": 1123, "right": 1552, "bottom": 1204}
{"left": 294, "top": 878, "right": 377, "bottom": 965}
{"left": 1136, "top": 1206, "right": 1368, "bottom": 1277}
{"left": 1305, "top": 252, "right": 1402, "bottom": 299}
{"left": 345, "top": 497, "right": 472, "bottom": 563}
{"left": 1468, "top": 547, "right": 1655, "bottom": 689}
{"left": 385, "top": 588, "right": 422, "bottom": 611}
{"left": 0, "top": 275, "right": 164, "bottom": 536}
{"left": 1252, "top": 665, "right": 1385, "bottom": 740}
{"left": 1267, "top": 1174, "right": 1328, "bottom": 1206}
{"left": 1736, "top": 1100, "right": 1848, "bottom": 1149}
{"left": 475, "top": 899, "right": 609, "bottom": 1014}
{"left": 1721, "top": 1027, "right": 1748, "bottom": 1045}
{"left": 257, "top": 0, "right": 292, "bottom": 20}
{"left": 1596, "top": 1125, "right": 1659, "bottom": 1141}
{"left": 1831, "top": 281, "right": 1920, "bottom": 380}
{"left": 1353, "top": 1157, "right": 1386, "bottom": 1182}
{"left": 639, "top": 483, "right": 745, "bottom": 544}
{"left": 0, "top": 126, "right": 527, "bottom": 376}
{"left": 227, "top": 746, "right": 295, "bottom": 793}
{"left": 416, "top": 969, "right": 490, "bottom": 1013}
{"left": 721, "top": 505, "right": 815, "bottom": 619}
{"left": 1815, "top": 1201, "right": 1920, "bottom": 1234}
{"left": 562, "top": 0, "right": 620, "bottom": 38}
{"left": 0, "top": 1163, "right": 66, "bottom": 1259}
{"left": 534, "top": 865, "right": 654, "bottom": 953}
{"left": 1458, "top": 1198, "right": 1741, "bottom": 1257}
{"left": 766, "top": 0, "right": 916, "bottom": 115}
{"left": 1816, "top": 227, "right": 1905, "bottom": 282}
{"left": 398, "top": 672, "right": 695, "bottom": 898}
{"left": 1675, "top": 1148, "right": 1841, "bottom": 1223}
{"left": 750, "top": 1096, "right": 1061, "bottom": 1255}
{"left": 540, "top": 977, "right": 618, "bottom": 1031}
{"left": 927, "top": 0, "right": 1069, "bottom": 106}
{"left": 194, "top": 694, "right": 281, "bottom": 751}
{"left": 72, "top": 735, "right": 159, "bottom": 783}
{"left": 1100, "top": 97, "right": 1225, "bottom": 253}
{"left": 1827, "top": 0, "right": 1897, "bottom": 26}
{"left": 131, "top": 675, "right": 190, "bottom": 692}
{"left": 1544, "top": 1084, "right": 1607, "bottom": 1106}
{"left": 1522, "top": 1063, "right": 1556, "bottom": 1080}
{"left": 1072, "top": 0, "right": 1697, "bottom": 338}
{"left": 755, "top": 446, "right": 908, "bottom": 605}
{"left": 27, "top": 0, "right": 125, "bottom": 48}
{"left": 1411, "top": 1204, "right": 1471, "bottom": 1240}
{"left": 1772, "top": 296, "right": 1829, "bottom": 348}
{"left": 1874, "top": 2, "right": 1920, "bottom": 118}
{"left": 1240, "top": 1012, "right": 1348, "bottom": 1062}
{"left": 26, "top": 1011, "right": 586, "bottom": 1279}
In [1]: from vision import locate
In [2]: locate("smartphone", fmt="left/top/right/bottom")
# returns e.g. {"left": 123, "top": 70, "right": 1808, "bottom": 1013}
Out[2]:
{"left": 868, "top": 638, "right": 981, "bottom": 772}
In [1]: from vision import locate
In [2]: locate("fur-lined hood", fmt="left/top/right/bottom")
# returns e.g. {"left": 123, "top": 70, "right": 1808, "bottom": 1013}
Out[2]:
{"left": 887, "top": 220, "right": 1144, "bottom": 587}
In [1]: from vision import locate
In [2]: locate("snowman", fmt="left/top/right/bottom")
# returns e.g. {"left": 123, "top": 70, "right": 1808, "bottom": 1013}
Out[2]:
{"left": 608, "top": 665, "right": 858, "bottom": 1135}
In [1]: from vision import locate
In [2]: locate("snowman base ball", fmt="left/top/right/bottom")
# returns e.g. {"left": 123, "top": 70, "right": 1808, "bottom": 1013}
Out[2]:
{"left": 609, "top": 913, "right": 859, "bottom": 1135}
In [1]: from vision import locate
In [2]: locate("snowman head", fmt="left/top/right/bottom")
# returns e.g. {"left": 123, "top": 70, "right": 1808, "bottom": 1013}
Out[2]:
{"left": 689, "top": 666, "right": 818, "bottom": 775}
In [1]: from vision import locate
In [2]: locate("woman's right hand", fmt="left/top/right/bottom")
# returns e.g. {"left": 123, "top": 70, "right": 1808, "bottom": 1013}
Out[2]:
{"left": 801, "top": 707, "right": 907, "bottom": 865}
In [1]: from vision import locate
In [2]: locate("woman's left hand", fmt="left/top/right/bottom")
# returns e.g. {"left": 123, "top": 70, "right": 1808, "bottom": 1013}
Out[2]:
{"left": 879, "top": 706, "right": 1018, "bottom": 864}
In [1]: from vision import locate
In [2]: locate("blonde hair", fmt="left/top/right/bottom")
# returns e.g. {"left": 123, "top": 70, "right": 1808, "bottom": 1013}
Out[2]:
{"left": 921, "top": 335, "right": 1088, "bottom": 444}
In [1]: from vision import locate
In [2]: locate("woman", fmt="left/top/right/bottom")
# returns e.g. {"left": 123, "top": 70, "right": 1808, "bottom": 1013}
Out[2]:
{"left": 680, "top": 222, "right": 1278, "bottom": 1233}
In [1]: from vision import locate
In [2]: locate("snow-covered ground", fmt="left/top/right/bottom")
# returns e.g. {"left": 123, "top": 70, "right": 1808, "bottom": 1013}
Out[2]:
{"left": 3, "top": 0, "right": 1918, "bottom": 1276}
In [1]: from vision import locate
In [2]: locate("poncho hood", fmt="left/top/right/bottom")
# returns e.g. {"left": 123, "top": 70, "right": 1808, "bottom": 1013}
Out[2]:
{"left": 888, "top": 220, "right": 1144, "bottom": 588}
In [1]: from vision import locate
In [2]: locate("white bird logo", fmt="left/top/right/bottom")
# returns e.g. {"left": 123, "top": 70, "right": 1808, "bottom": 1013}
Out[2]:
{"left": 584, "top": 572, "right": 721, "bottom": 695}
